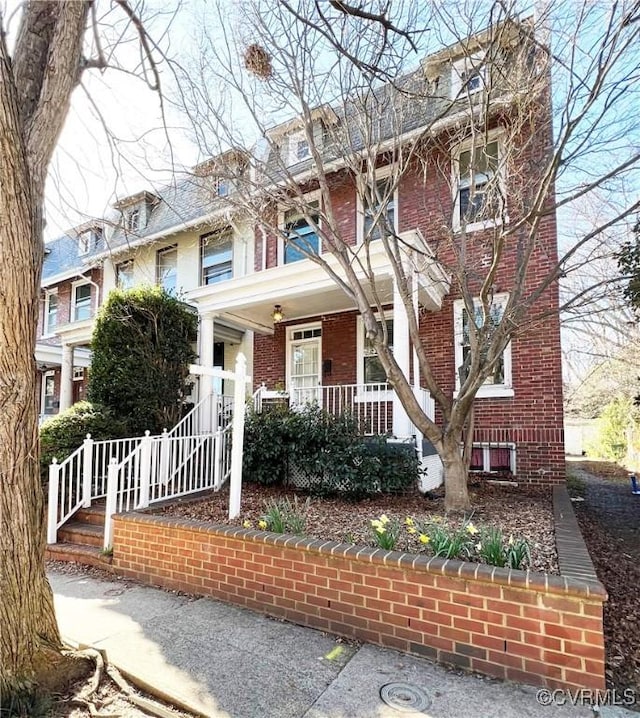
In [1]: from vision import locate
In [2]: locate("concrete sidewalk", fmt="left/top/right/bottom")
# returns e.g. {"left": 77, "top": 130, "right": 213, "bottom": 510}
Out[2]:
{"left": 49, "top": 568, "right": 632, "bottom": 718}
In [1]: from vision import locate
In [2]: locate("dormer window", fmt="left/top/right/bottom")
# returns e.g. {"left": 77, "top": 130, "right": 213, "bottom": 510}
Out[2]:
{"left": 451, "top": 53, "right": 487, "bottom": 99}
{"left": 77, "top": 225, "right": 102, "bottom": 255}
{"left": 78, "top": 234, "right": 90, "bottom": 255}
{"left": 125, "top": 209, "right": 140, "bottom": 232}
{"left": 288, "top": 130, "right": 311, "bottom": 165}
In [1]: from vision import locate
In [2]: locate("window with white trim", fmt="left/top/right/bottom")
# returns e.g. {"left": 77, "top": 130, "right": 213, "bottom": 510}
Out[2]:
{"left": 283, "top": 203, "right": 320, "bottom": 264}
{"left": 453, "top": 294, "right": 513, "bottom": 398}
{"left": 201, "top": 230, "right": 233, "bottom": 285}
{"left": 361, "top": 175, "right": 397, "bottom": 242}
{"left": 125, "top": 208, "right": 140, "bottom": 232}
{"left": 453, "top": 138, "right": 502, "bottom": 230}
{"left": 288, "top": 130, "right": 311, "bottom": 164}
{"left": 157, "top": 245, "right": 178, "bottom": 294}
{"left": 451, "top": 53, "right": 487, "bottom": 98}
{"left": 116, "top": 260, "right": 135, "bottom": 289}
{"left": 42, "top": 371, "right": 56, "bottom": 414}
{"left": 469, "top": 443, "right": 516, "bottom": 474}
{"left": 72, "top": 283, "right": 92, "bottom": 322}
{"left": 44, "top": 291, "right": 58, "bottom": 335}
{"left": 357, "top": 316, "right": 394, "bottom": 388}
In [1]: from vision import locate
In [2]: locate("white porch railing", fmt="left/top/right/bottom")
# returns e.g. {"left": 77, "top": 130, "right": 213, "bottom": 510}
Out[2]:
{"left": 254, "top": 382, "right": 435, "bottom": 438}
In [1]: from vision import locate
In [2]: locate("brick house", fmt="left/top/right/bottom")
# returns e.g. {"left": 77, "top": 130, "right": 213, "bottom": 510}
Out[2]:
{"left": 39, "top": 23, "right": 564, "bottom": 486}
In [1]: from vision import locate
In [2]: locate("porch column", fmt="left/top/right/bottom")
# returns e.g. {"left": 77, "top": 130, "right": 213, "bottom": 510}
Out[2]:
{"left": 199, "top": 312, "right": 216, "bottom": 433}
{"left": 59, "top": 343, "right": 74, "bottom": 412}
{"left": 392, "top": 277, "right": 413, "bottom": 438}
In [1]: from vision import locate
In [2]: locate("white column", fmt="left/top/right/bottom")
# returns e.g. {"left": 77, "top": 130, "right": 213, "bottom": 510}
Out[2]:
{"left": 199, "top": 313, "right": 216, "bottom": 433}
{"left": 59, "top": 343, "right": 74, "bottom": 412}
{"left": 392, "top": 277, "right": 413, "bottom": 438}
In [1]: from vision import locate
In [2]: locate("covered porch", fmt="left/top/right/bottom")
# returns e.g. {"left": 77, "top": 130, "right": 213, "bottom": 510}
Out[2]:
{"left": 187, "top": 230, "right": 449, "bottom": 443}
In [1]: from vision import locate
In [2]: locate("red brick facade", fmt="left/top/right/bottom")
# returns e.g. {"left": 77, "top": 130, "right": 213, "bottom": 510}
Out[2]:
{"left": 113, "top": 513, "right": 606, "bottom": 692}
{"left": 251, "top": 145, "right": 565, "bottom": 484}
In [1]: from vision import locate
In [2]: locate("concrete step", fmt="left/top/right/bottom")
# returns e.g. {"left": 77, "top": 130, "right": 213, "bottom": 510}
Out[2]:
{"left": 45, "top": 542, "right": 113, "bottom": 571}
{"left": 74, "top": 504, "right": 106, "bottom": 527}
{"left": 58, "top": 521, "right": 104, "bottom": 548}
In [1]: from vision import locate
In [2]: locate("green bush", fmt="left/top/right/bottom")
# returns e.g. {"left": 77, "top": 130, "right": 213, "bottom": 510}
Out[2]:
{"left": 88, "top": 285, "right": 197, "bottom": 435}
{"left": 243, "top": 404, "right": 420, "bottom": 500}
{"left": 39, "top": 401, "right": 127, "bottom": 481}
{"left": 586, "top": 395, "right": 634, "bottom": 461}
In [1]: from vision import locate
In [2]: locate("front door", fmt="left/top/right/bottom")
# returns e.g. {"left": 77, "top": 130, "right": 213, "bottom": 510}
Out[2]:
{"left": 288, "top": 326, "right": 321, "bottom": 405}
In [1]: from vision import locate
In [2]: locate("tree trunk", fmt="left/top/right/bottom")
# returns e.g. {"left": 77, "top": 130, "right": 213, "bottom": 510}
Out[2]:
{"left": 440, "top": 434, "right": 471, "bottom": 513}
{"left": 0, "top": 1, "right": 90, "bottom": 701}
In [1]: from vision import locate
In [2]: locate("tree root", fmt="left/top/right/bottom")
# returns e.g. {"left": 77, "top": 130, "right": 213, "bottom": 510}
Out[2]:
{"left": 61, "top": 644, "right": 188, "bottom": 718}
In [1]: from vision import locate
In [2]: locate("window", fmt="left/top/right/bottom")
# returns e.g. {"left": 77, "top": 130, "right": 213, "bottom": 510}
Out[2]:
{"left": 469, "top": 443, "right": 516, "bottom": 473}
{"left": 42, "top": 371, "right": 56, "bottom": 414}
{"left": 451, "top": 53, "right": 487, "bottom": 98}
{"left": 116, "top": 260, "right": 135, "bottom": 289}
{"left": 454, "top": 139, "right": 501, "bottom": 230}
{"left": 201, "top": 230, "right": 233, "bottom": 285}
{"left": 72, "top": 283, "right": 92, "bottom": 322}
{"left": 283, "top": 207, "right": 319, "bottom": 264}
{"left": 288, "top": 130, "right": 310, "bottom": 164}
{"left": 125, "top": 209, "right": 140, "bottom": 232}
{"left": 361, "top": 175, "right": 397, "bottom": 242}
{"left": 44, "top": 291, "right": 58, "bottom": 335}
{"left": 214, "top": 178, "right": 229, "bottom": 197}
{"left": 157, "top": 245, "right": 178, "bottom": 294}
{"left": 73, "top": 367, "right": 84, "bottom": 381}
{"left": 453, "top": 294, "right": 513, "bottom": 398}
{"left": 78, "top": 233, "right": 90, "bottom": 255}
{"left": 362, "top": 319, "right": 393, "bottom": 386}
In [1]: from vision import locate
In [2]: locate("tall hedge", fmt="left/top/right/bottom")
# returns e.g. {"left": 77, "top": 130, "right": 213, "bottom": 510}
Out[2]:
{"left": 88, "top": 285, "right": 198, "bottom": 435}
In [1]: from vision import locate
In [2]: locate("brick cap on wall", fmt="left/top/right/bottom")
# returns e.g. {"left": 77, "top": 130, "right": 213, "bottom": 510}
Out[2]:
{"left": 117, "top": 511, "right": 607, "bottom": 602}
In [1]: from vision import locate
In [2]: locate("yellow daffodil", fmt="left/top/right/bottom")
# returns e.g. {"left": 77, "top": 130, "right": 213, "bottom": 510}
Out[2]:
{"left": 508, "top": 534, "right": 514, "bottom": 546}
{"left": 404, "top": 517, "right": 414, "bottom": 527}
{"left": 376, "top": 526, "right": 386, "bottom": 534}
{"left": 466, "top": 523, "right": 479, "bottom": 535}
{"left": 419, "top": 534, "right": 430, "bottom": 544}
{"left": 407, "top": 527, "right": 417, "bottom": 535}
{"left": 371, "top": 519, "right": 382, "bottom": 529}
{"left": 258, "top": 519, "right": 268, "bottom": 530}
{"left": 380, "top": 514, "right": 390, "bottom": 525}
{"left": 243, "top": 519, "right": 252, "bottom": 529}
{"left": 431, "top": 515, "right": 442, "bottom": 524}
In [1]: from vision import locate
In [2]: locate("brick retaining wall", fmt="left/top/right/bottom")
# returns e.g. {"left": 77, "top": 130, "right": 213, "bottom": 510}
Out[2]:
{"left": 112, "top": 504, "right": 606, "bottom": 691}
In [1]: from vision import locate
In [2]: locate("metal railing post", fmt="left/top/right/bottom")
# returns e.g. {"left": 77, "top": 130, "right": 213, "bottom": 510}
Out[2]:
{"left": 47, "top": 459, "right": 60, "bottom": 544}
{"left": 138, "top": 431, "right": 152, "bottom": 509}
{"left": 82, "top": 433, "right": 93, "bottom": 508}
{"left": 104, "top": 458, "right": 119, "bottom": 550}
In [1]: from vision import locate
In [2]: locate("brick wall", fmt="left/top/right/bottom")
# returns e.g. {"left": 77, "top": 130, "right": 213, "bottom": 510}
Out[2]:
{"left": 113, "top": 513, "right": 606, "bottom": 692}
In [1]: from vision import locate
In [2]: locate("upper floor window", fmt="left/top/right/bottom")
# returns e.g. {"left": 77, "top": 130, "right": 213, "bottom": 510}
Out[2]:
{"left": 288, "top": 130, "right": 311, "bottom": 164}
{"left": 214, "top": 177, "right": 229, "bottom": 197}
{"left": 454, "top": 138, "right": 502, "bottom": 231}
{"left": 453, "top": 294, "right": 513, "bottom": 398}
{"left": 157, "top": 245, "right": 178, "bottom": 294}
{"left": 283, "top": 205, "right": 319, "bottom": 264}
{"left": 116, "top": 260, "right": 135, "bottom": 290}
{"left": 360, "top": 173, "right": 397, "bottom": 242}
{"left": 44, "top": 291, "right": 58, "bottom": 335}
{"left": 201, "top": 230, "right": 233, "bottom": 285}
{"left": 77, "top": 227, "right": 102, "bottom": 256}
{"left": 451, "top": 53, "right": 487, "bottom": 98}
{"left": 72, "top": 283, "right": 92, "bottom": 322}
{"left": 125, "top": 208, "right": 140, "bottom": 233}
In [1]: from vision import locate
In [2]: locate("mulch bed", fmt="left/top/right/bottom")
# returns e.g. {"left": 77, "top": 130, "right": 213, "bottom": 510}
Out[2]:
{"left": 153, "top": 477, "right": 558, "bottom": 574}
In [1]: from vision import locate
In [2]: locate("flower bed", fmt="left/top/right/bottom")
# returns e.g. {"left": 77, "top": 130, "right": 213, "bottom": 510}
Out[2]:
{"left": 153, "top": 479, "right": 558, "bottom": 573}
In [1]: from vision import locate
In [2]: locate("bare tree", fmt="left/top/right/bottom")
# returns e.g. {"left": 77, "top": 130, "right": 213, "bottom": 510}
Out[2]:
{"left": 0, "top": 0, "right": 165, "bottom": 705}
{"left": 174, "top": 0, "right": 640, "bottom": 511}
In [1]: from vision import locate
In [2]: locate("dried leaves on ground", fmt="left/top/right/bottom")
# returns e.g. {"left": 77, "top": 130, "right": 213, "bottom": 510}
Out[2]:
{"left": 154, "top": 479, "right": 558, "bottom": 574}
{"left": 571, "top": 460, "right": 640, "bottom": 707}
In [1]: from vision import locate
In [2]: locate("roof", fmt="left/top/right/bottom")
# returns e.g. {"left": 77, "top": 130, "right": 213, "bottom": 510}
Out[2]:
{"left": 42, "top": 234, "right": 85, "bottom": 283}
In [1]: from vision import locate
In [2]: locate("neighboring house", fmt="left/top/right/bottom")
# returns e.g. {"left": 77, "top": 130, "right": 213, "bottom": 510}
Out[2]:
{"left": 39, "top": 24, "right": 564, "bottom": 485}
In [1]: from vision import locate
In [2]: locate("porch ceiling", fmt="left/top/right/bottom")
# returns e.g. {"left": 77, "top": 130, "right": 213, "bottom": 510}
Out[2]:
{"left": 54, "top": 318, "right": 94, "bottom": 347}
